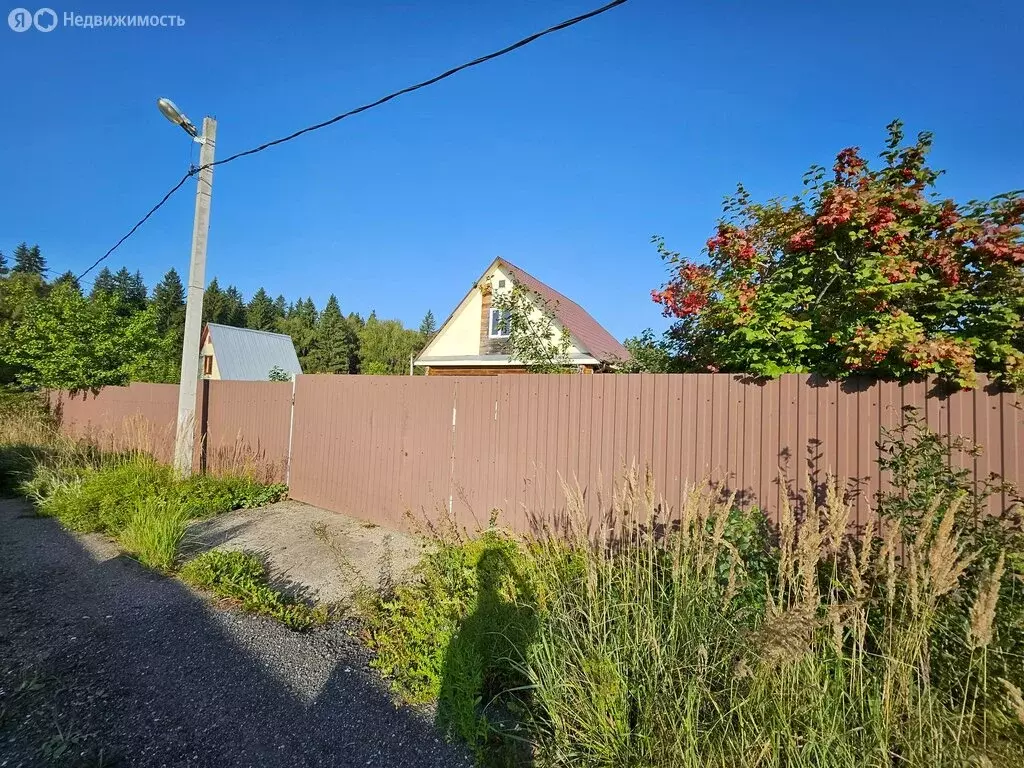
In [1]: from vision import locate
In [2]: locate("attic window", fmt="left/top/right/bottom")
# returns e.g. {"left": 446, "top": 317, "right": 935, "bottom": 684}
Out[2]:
{"left": 489, "top": 308, "right": 511, "bottom": 338}
{"left": 497, "top": 279, "right": 506, "bottom": 288}
{"left": 202, "top": 355, "right": 213, "bottom": 376}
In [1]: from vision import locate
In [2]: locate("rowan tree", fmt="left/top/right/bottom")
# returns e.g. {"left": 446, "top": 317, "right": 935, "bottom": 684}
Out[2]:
{"left": 652, "top": 121, "right": 1024, "bottom": 388}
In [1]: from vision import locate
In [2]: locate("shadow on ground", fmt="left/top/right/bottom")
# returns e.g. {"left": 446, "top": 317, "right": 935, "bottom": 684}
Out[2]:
{"left": 0, "top": 498, "right": 472, "bottom": 768}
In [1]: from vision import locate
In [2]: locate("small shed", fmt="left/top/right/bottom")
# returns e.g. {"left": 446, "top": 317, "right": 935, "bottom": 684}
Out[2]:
{"left": 199, "top": 323, "right": 302, "bottom": 381}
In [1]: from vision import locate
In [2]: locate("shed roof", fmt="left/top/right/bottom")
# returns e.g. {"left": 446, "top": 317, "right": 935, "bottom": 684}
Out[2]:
{"left": 204, "top": 323, "right": 302, "bottom": 381}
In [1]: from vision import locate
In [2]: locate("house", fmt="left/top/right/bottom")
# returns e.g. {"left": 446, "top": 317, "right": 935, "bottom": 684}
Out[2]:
{"left": 415, "top": 257, "right": 630, "bottom": 375}
{"left": 199, "top": 323, "right": 302, "bottom": 381}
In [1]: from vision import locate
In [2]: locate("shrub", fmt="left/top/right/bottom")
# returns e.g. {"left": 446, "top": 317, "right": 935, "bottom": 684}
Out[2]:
{"left": 876, "top": 412, "right": 1024, "bottom": 702}
{"left": 180, "top": 549, "right": 327, "bottom": 631}
{"left": 118, "top": 497, "right": 190, "bottom": 571}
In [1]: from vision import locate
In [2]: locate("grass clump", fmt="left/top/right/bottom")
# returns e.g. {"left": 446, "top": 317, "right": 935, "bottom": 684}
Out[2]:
{"left": 117, "top": 498, "right": 190, "bottom": 572}
{"left": 180, "top": 549, "right": 328, "bottom": 631}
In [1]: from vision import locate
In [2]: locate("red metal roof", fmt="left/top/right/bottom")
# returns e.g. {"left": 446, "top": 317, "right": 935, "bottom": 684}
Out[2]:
{"left": 498, "top": 258, "right": 630, "bottom": 364}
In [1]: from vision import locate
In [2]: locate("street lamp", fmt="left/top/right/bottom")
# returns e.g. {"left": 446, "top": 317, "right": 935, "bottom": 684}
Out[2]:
{"left": 158, "top": 97, "right": 217, "bottom": 477}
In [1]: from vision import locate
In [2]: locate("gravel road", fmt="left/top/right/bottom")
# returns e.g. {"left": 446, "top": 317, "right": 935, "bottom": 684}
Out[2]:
{"left": 0, "top": 499, "right": 472, "bottom": 768}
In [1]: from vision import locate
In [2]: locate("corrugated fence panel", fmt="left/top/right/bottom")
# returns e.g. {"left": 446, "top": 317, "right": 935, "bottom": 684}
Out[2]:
{"left": 52, "top": 373, "right": 1024, "bottom": 537}
{"left": 451, "top": 376, "right": 499, "bottom": 529}
{"left": 287, "top": 375, "right": 458, "bottom": 532}
{"left": 52, "top": 383, "right": 179, "bottom": 463}
{"left": 200, "top": 380, "right": 293, "bottom": 483}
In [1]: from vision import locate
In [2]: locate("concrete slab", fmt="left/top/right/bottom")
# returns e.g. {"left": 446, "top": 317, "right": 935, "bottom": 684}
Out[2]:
{"left": 184, "top": 500, "right": 424, "bottom": 607}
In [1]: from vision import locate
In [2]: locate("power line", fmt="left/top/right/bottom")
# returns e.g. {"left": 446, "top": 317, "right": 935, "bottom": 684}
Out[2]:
{"left": 205, "top": 0, "right": 629, "bottom": 171}
{"left": 78, "top": 0, "right": 629, "bottom": 281}
{"left": 77, "top": 172, "right": 191, "bottom": 280}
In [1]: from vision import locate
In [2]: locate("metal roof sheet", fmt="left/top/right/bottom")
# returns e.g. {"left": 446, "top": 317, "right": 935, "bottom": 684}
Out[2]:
{"left": 205, "top": 323, "right": 302, "bottom": 381}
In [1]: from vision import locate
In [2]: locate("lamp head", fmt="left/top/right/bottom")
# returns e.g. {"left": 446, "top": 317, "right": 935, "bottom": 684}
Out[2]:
{"left": 157, "top": 98, "right": 198, "bottom": 137}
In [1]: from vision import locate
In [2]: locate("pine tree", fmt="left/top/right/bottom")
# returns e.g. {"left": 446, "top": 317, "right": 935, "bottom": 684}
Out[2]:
{"left": 246, "top": 288, "right": 277, "bottom": 331}
{"left": 12, "top": 243, "right": 46, "bottom": 276}
{"left": 0, "top": 250, "right": 8, "bottom": 277}
{"left": 311, "top": 295, "right": 358, "bottom": 373}
{"left": 152, "top": 268, "right": 186, "bottom": 336}
{"left": 51, "top": 271, "right": 82, "bottom": 294}
{"left": 273, "top": 294, "right": 288, "bottom": 321}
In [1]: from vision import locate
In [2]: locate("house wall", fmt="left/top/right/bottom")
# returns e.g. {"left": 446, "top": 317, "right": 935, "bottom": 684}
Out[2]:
{"left": 200, "top": 336, "right": 221, "bottom": 380}
{"left": 426, "top": 365, "right": 531, "bottom": 376}
{"left": 426, "top": 288, "right": 483, "bottom": 357}
{"left": 479, "top": 264, "right": 584, "bottom": 358}
{"left": 422, "top": 263, "right": 588, "bottom": 368}
{"left": 426, "top": 365, "right": 596, "bottom": 376}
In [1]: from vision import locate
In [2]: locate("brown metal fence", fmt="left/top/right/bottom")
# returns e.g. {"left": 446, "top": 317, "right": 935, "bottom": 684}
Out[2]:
{"left": 52, "top": 374, "right": 1024, "bottom": 534}
{"left": 52, "top": 380, "right": 293, "bottom": 483}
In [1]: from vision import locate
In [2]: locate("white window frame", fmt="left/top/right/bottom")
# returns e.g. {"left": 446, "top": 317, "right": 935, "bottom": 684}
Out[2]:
{"left": 488, "top": 307, "right": 511, "bottom": 338}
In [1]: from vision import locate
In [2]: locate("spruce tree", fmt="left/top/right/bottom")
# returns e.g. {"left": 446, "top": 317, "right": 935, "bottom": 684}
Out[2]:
{"left": 418, "top": 309, "right": 437, "bottom": 338}
{"left": 224, "top": 286, "right": 247, "bottom": 326}
{"left": 152, "top": 268, "right": 186, "bottom": 335}
{"left": 203, "top": 278, "right": 226, "bottom": 325}
{"left": 0, "top": 250, "right": 8, "bottom": 277}
{"left": 12, "top": 243, "right": 46, "bottom": 276}
{"left": 246, "top": 288, "right": 277, "bottom": 331}
{"left": 90, "top": 267, "right": 116, "bottom": 298}
{"left": 51, "top": 271, "right": 82, "bottom": 294}
{"left": 312, "top": 295, "right": 358, "bottom": 373}
{"left": 279, "top": 296, "right": 319, "bottom": 372}
{"left": 111, "top": 267, "right": 147, "bottom": 313}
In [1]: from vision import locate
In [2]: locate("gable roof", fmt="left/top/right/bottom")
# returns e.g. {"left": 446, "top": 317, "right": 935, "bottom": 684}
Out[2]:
{"left": 203, "top": 323, "right": 302, "bottom": 381}
{"left": 498, "top": 258, "right": 630, "bottom": 363}
{"left": 419, "top": 257, "right": 630, "bottom": 364}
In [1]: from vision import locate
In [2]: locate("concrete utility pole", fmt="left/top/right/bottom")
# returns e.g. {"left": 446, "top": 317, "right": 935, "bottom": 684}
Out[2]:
{"left": 173, "top": 116, "right": 217, "bottom": 476}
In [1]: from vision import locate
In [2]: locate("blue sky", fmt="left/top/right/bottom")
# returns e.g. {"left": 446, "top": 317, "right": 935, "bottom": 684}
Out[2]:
{"left": 2, "top": 0, "right": 1022, "bottom": 340}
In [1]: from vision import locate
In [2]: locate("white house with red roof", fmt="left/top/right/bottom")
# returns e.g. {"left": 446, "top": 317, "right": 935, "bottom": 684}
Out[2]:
{"left": 415, "top": 257, "right": 629, "bottom": 375}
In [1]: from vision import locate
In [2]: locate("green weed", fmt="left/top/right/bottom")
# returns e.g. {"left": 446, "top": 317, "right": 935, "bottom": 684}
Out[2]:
{"left": 117, "top": 498, "right": 190, "bottom": 572}
{"left": 360, "top": 528, "right": 538, "bottom": 763}
{"left": 180, "top": 549, "right": 328, "bottom": 631}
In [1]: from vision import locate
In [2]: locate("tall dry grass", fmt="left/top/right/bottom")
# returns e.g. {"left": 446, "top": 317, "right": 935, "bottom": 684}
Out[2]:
{"left": 520, "top": 469, "right": 1024, "bottom": 768}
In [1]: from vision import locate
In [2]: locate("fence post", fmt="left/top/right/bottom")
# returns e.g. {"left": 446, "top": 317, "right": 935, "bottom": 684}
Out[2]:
{"left": 285, "top": 376, "right": 297, "bottom": 487}
{"left": 448, "top": 380, "right": 457, "bottom": 517}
